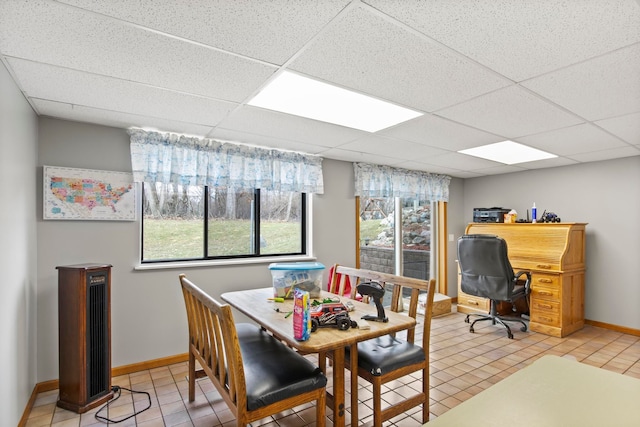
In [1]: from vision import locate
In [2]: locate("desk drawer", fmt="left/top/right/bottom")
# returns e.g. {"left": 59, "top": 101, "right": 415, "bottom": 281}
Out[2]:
{"left": 458, "top": 291, "right": 490, "bottom": 312}
{"left": 530, "top": 310, "right": 560, "bottom": 327}
{"left": 530, "top": 284, "right": 560, "bottom": 301}
{"left": 531, "top": 274, "right": 560, "bottom": 298}
{"left": 531, "top": 299, "right": 561, "bottom": 327}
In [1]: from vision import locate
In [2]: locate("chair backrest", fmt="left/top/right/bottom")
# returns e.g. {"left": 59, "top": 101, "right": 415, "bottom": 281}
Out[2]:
{"left": 457, "top": 234, "right": 516, "bottom": 301}
{"left": 179, "top": 274, "right": 248, "bottom": 412}
{"left": 327, "top": 263, "right": 350, "bottom": 296}
{"left": 332, "top": 265, "right": 435, "bottom": 347}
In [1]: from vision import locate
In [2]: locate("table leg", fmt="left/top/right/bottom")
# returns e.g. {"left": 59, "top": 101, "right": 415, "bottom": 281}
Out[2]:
{"left": 350, "top": 344, "right": 358, "bottom": 426}
{"left": 331, "top": 347, "right": 346, "bottom": 427}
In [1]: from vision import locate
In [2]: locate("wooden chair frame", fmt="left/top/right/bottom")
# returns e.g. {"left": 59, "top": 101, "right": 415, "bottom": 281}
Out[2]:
{"left": 325, "top": 265, "right": 436, "bottom": 426}
{"left": 179, "top": 274, "right": 326, "bottom": 427}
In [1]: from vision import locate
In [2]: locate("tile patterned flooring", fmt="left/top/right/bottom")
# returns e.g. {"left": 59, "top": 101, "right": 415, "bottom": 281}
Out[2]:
{"left": 27, "top": 310, "right": 640, "bottom": 427}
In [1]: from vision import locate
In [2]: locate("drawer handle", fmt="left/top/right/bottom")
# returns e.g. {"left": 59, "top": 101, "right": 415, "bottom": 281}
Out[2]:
{"left": 537, "top": 278, "right": 553, "bottom": 283}
{"left": 539, "top": 316, "right": 553, "bottom": 322}
{"left": 537, "top": 264, "right": 552, "bottom": 269}
{"left": 537, "top": 303, "right": 553, "bottom": 309}
{"left": 467, "top": 300, "right": 479, "bottom": 306}
{"left": 538, "top": 291, "right": 553, "bottom": 297}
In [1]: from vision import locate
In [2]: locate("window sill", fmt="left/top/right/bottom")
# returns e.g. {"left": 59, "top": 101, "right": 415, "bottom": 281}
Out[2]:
{"left": 133, "top": 255, "right": 317, "bottom": 271}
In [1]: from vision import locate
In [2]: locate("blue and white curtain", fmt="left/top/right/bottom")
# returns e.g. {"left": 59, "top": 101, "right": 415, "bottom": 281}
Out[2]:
{"left": 354, "top": 163, "right": 450, "bottom": 201}
{"left": 128, "top": 129, "right": 324, "bottom": 194}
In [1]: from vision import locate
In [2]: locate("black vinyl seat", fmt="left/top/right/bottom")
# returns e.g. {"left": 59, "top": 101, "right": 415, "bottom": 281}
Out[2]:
{"left": 457, "top": 234, "right": 531, "bottom": 339}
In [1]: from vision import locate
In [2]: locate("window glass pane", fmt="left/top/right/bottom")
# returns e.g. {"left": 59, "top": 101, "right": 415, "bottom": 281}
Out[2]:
{"left": 142, "top": 185, "right": 306, "bottom": 262}
{"left": 400, "top": 198, "right": 431, "bottom": 281}
{"left": 359, "top": 197, "right": 396, "bottom": 273}
{"left": 142, "top": 183, "right": 204, "bottom": 261}
{"left": 207, "top": 188, "right": 255, "bottom": 257}
{"left": 260, "top": 190, "right": 303, "bottom": 255}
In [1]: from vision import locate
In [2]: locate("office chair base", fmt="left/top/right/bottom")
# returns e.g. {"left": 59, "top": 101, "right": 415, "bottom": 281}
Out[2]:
{"left": 465, "top": 314, "right": 528, "bottom": 339}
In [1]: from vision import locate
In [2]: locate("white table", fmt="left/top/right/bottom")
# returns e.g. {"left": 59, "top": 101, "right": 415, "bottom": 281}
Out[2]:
{"left": 428, "top": 355, "right": 640, "bottom": 427}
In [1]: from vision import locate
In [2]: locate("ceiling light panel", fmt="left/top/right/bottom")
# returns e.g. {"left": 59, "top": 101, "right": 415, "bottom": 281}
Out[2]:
{"left": 459, "top": 141, "right": 557, "bottom": 165}
{"left": 248, "top": 71, "right": 422, "bottom": 132}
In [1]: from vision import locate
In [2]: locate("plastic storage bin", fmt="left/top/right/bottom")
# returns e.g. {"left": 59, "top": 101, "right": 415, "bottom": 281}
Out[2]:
{"left": 269, "top": 262, "right": 325, "bottom": 298}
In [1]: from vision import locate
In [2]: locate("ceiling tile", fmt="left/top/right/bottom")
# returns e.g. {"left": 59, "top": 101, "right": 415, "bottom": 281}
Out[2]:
{"left": 208, "top": 128, "right": 330, "bottom": 155}
{"left": 57, "top": 0, "right": 351, "bottom": 64}
{"left": 365, "top": 0, "right": 640, "bottom": 81}
{"left": 289, "top": 5, "right": 510, "bottom": 112}
{"left": 506, "top": 156, "right": 579, "bottom": 170}
{"left": 522, "top": 43, "right": 640, "bottom": 121}
{"left": 337, "top": 135, "right": 450, "bottom": 161}
{"left": 417, "top": 152, "right": 500, "bottom": 170}
{"left": 517, "top": 123, "right": 629, "bottom": 156}
{"left": 436, "top": 85, "right": 584, "bottom": 138}
{"left": 0, "top": 0, "right": 276, "bottom": 101}
{"left": 394, "top": 161, "right": 463, "bottom": 176}
{"left": 33, "top": 99, "right": 215, "bottom": 136}
{"left": 595, "top": 112, "right": 640, "bottom": 144}
{"left": 470, "top": 165, "right": 527, "bottom": 175}
{"left": 567, "top": 146, "right": 640, "bottom": 163}
{"left": 378, "top": 114, "right": 503, "bottom": 151}
{"left": 316, "top": 147, "right": 407, "bottom": 167}
{"left": 214, "top": 105, "right": 366, "bottom": 148}
{"left": 8, "top": 58, "right": 236, "bottom": 126}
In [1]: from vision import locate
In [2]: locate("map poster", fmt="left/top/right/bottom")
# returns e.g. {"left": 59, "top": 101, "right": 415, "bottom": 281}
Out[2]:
{"left": 43, "top": 166, "right": 136, "bottom": 221}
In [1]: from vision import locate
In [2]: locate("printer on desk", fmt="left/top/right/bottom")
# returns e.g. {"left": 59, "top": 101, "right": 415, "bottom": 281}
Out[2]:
{"left": 473, "top": 207, "right": 511, "bottom": 223}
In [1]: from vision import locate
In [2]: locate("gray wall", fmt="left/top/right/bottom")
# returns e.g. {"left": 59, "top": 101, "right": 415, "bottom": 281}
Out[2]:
{"left": 0, "top": 61, "right": 38, "bottom": 426}
{"left": 459, "top": 158, "right": 640, "bottom": 330}
{"left": 36, "top": 118, "right": 356, "bottom": 382}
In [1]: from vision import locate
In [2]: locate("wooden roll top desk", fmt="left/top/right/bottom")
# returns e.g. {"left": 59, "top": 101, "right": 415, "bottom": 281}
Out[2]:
{"left": 458, "top": 222, "right": 587, "bottom": 337}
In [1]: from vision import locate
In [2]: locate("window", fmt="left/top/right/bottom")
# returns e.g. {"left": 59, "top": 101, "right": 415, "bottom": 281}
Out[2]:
{"left": 141, "top": 183, "right": 306, "bottom": 262}
{"left": 359, "top": 197, "right": 433, "bottom": 281}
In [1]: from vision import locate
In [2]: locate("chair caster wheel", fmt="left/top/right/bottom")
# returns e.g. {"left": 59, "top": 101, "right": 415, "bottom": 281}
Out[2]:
{"left": 520, "top": 326, "right": 527, "bottom": 332}
{"left": 507, "top": 334, "right": 514, "bottom": 339}
{"left": 469, "top": 327, "right": 475, "bottom": 333}
{"left": 464, "top": 317, "right": 470, "bottom": 324}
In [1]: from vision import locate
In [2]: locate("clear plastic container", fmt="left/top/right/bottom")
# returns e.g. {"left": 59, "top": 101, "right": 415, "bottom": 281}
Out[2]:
{"left": 268, "top": 262, "right": 325, "bottom": 298}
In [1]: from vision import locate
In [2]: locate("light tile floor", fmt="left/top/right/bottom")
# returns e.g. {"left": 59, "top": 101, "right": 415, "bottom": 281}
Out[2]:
{"left": 27, "top": 310, "right": 640, "bottom": 427}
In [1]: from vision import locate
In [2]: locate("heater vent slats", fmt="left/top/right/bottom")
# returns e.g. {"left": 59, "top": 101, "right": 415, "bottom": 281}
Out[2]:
{"left": 87, "top": 275, "right": 109, "bottom": 399}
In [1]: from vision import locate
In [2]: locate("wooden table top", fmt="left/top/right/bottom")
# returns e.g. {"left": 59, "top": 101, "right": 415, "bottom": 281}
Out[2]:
{"left": 221, "top": 287, "right": 416, "bottom": 353}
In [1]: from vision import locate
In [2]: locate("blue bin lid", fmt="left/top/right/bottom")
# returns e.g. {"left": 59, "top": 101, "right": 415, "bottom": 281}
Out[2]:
{"left": 268, "top": 262, "right": 325, "bottom": 271}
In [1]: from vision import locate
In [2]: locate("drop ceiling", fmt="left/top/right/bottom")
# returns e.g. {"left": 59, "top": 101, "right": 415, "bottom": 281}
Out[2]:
{"left": 1, "top": 0, "right": 639, "bottom": 178}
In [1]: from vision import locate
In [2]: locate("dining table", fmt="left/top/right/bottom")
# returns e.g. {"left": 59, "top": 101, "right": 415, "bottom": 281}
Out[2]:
{"left": 221, "top": 287, "right": 417, "bottom": 427}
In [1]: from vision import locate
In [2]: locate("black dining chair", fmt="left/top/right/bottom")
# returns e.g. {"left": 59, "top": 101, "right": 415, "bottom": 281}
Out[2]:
{"left": 457, "top": 234, "right": 531, "bottom": 339}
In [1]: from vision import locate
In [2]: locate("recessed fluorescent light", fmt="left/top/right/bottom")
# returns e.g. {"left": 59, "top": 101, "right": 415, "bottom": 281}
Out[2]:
{"left": 247, "top": 71, "right": 422, "bottom": 132}
{"left": 458, "top": 141, "right": 557, "bottom": 165}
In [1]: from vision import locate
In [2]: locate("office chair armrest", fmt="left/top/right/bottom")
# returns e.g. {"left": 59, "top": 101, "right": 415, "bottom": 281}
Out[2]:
{"left": 514, "top": 271, "right": 532, "bottom": 294}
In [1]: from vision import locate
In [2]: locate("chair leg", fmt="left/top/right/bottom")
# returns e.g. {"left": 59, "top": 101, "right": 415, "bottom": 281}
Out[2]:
{"left": 422, "top": 366, "right": 429, "bottom": 423}
{"left": 188, "top": 351, "right": 195, "bottom": 402}
{"left": 318, "top": 350, "right": 326, "bottom": 374}
{"left": 372, "top": 377, "right": 383, "bottom": 427}
{"left": 316, "top": 390, "right": 326, "bottom": 427}
{"left": 467, "top": 300, "right": 528, "bottom": 339}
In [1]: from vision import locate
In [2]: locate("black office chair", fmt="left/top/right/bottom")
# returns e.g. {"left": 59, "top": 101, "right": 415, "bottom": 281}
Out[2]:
{"left": 457, "top": 234, "right": 531, "bottom": 339}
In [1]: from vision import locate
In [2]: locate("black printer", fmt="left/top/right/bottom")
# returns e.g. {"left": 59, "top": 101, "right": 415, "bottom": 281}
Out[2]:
{"left": 473, "top": 207, "right": 511, "bottom": 223}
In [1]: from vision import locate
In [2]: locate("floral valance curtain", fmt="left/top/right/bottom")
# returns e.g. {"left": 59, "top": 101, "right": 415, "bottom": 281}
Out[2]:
{"left": 128, "top": 129, "right": 324, "bottom": 194}
{"left": 354, "top": 163, "right": 450, "bottom": 201}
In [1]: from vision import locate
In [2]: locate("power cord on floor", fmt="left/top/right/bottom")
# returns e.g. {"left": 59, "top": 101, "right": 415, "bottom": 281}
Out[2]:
{"left": 94, "top": 385, "right": 152, "bottom": 424}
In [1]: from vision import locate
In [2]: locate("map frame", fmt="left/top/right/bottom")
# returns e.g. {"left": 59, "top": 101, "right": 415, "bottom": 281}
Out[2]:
{"left": 43, "top": 165, "right": 137, "bottom": 221}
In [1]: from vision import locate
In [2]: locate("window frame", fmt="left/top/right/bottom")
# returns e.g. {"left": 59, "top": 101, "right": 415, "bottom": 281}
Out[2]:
{"left": 139, "top": 183, "right": 308, "bottom": 265}
{"left": 355, "top": 197, "right": 448, "bottom": 295}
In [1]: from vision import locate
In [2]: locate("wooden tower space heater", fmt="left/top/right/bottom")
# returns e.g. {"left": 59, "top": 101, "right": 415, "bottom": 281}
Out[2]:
{"left": 57, "top": 264, "right": 114, "bottom": 413}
